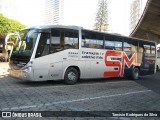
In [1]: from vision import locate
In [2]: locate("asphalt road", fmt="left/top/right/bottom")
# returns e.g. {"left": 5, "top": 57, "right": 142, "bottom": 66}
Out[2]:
{"left": 0, "top": 63, "right": 160, "bottom": 119}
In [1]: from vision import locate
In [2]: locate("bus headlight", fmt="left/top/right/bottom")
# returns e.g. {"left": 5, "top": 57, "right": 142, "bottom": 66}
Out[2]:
{"left": 23, "top": 67, "right": 32, "bottom": 73}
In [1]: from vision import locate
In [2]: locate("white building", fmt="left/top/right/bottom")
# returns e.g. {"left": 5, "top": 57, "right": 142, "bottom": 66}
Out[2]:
{"left": 0, "top": 0, "right": 16, "bottom": 19}
{"left": 130, "top": 0, "right": 147, "bottom": 33}
{"left": 45, "top": 0, "right": 64, "bottom": 25}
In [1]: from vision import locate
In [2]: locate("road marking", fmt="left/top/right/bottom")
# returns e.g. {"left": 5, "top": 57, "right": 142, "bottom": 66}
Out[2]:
{"left": 1, "top": 90, "right": 151, "bottom": 111}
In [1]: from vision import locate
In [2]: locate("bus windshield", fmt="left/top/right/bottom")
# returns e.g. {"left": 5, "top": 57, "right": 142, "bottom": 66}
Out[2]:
{"left": 10, "top": 29, "right": 38, "bottom": 69}
{"left": 12, "top": 29, "right": 38, "bottom": 56}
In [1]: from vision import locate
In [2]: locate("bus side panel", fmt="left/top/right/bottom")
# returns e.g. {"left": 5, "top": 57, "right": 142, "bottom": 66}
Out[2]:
{"left": 123, "top": 51, "right": 135, "bottom": 78}
{"left": 48, "top": 51, "right": 64, "bottom": 80}
{"left": 62, "top": 60, "right": 86, "bottom": 79}
{"left": 157, "top": 47, "right": 160, "bottom": 69}
{"left": 139, "top": 53, "right": 156, "bottom": 75}
{"left": 32, "top": 55, "right": 50, "bottom": 81}
{"left": 61, "top": 49, "right": 86, "bottom": 79}
{"left": 90, "top": 60, "right": 105, "bottom": 78}
{"left": 49, "top": 62, "right": 63, "bottom": 80}
{"left": 82, "top": 61, "right": 91, "bottom": 78}
{"left": 157, "top": 57, "right": 160, "bottom": 70}
{"left": 80, "top": 48, "right": 106, "bottom": 79}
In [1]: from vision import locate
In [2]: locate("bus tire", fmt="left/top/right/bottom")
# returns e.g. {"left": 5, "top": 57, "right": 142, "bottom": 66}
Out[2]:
{"left": 131, "top": 67, "right": 139, "bottom": 80}
{"left": 64, "top": 67, "right": 78, "bottom": 85}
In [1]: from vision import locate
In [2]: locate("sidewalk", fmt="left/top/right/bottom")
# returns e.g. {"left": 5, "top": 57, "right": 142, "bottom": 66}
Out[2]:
{"left": 0, "top": 62, "right": 9, "bottom": 75}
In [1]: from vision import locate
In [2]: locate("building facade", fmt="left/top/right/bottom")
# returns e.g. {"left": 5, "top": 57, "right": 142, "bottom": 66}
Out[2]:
{"left": 0, "top": 0, "right": 16, "bottom": 19}
{"left": 45, "top": 0, "right": 64, "bottom": 25}
{"left": 130, "top": 0, "right": 142, "bottom": 33}
{"left": 130, "top": 0, "right": 147, "bottom": 33}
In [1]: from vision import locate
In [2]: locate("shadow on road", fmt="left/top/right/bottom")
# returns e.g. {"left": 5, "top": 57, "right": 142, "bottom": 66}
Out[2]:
{"left": 1, "top": 75, "right": 128, "bottom": 88}
{"left": 1, "top": 72, "right": 160, "bottom": 95}
{"left": 135, "top": 71, "right": 160, "bottom": 95}
{"left": 13, "top": 72, "right": 160, "bottom": 96}
{"left": 16, "top": 77, "right": 126, "bottom": 87}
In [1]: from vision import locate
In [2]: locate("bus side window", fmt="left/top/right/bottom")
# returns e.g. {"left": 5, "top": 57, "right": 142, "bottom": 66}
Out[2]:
{"left": 81, "top": 30, "right": 103, "bottom": 49}
{"left": 105, "top": 40, "right": 115, "bottom": 50}
{"left": 143, "top": 44, "right": 151, "bottom": 54}
{"left": 124, "top": 40, "right": 138, "bottom": 53}
{"left": 50, "top": 29, "right": 61, "bottom": 53}
{"left": 151, "top": 45, "right": 156, "bottom": 54}
{"left": 123, "top": 42, "right": 131, "bottom": 52}
{"left": 35, "top": 33, "right": 50, "bottom": 58}
{"left": 64, "top": 30, "right": 79, "bottom": 49}
{"left": 157, "top": 47, "right": 160, "bottom": 58}
{"left": 105, "top": 35, "right": 115, "bottom": 50}
{"left": 114, "top": 37, "right": 122, "bottom": 51}
{"left": 114, "top": 41, "right": 122, "bottom": 51}
{"left": 138, "top": 42, "right": 144, "bottom": 53}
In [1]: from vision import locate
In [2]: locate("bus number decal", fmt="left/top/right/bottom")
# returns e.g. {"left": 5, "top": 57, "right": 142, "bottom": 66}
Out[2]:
{"left": 103, "top": 50, "right": 137, "bottom": 77}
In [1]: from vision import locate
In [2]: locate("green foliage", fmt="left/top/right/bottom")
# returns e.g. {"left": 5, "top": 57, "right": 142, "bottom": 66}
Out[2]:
{"left": 0, "top": 14, "right": 25, "bottom": 38}
{"left": 94, "top": 0, "right": 108, "bottom": 32}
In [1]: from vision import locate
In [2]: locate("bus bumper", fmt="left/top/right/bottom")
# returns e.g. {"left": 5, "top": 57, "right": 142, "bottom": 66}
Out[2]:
{"left": 9, "top": 68, "right": 33, "bottom": 81}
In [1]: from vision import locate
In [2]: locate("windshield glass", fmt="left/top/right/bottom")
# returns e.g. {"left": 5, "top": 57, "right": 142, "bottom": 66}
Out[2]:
{"left": 12, "top": 29, "right": 38, "bottom": 56}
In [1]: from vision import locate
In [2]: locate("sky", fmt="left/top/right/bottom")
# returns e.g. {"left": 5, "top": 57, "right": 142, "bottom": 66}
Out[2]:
{"left": 14, "top": 0, "right": 45, "bottom": 26}
{"left": 63, "top": 0, "right": 98, "bottom": 30}
{"left": 6, "top": 0, "right": 147, "bottom": 36}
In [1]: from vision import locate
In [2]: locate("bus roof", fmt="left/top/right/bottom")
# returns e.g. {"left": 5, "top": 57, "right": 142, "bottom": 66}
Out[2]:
{"left": 26, "top": 25, "right": 82, "bottom": 31}
{"left": 82, "top": 28, "right": 156, "bottom": 44}
{"left": 22, "top": 25, "right": 156, "bottom": 44}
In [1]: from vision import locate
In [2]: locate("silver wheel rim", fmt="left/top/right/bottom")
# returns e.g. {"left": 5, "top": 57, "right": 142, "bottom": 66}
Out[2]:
{"left": 134, "top": 69, "right": 139, "bottom": 79}
{"left": 68, "top": 71, "right": 76, "bottom": 81}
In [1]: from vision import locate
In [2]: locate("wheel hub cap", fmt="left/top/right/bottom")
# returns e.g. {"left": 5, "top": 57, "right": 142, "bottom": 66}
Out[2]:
{"left": 68, "top": 72, "right": 76, "bottom": 81}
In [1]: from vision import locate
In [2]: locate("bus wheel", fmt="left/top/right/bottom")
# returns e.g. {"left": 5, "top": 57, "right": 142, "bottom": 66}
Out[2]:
{"left": 131, "top": 67, "right": 139, "bottom": 80}
{"left": 64, "top": 67, "right": 78, "bottom": 85}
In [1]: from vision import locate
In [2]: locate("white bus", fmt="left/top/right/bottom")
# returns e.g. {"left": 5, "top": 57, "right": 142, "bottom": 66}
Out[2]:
{"left": 9, "top": 25, "right": 156, "bottom": 84}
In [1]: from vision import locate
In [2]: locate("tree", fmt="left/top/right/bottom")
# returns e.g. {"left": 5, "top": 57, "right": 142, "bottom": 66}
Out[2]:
{"left": 94, "top": 0, "right": 109, "bottom": 32}
{"left": 0, "top": 14, "right": 25, "bottom": 39}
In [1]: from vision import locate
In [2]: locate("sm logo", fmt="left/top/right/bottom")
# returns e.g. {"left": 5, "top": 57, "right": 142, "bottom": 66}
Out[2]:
{"left": 103, "top": 50, "right": 138, "bottom": 77}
